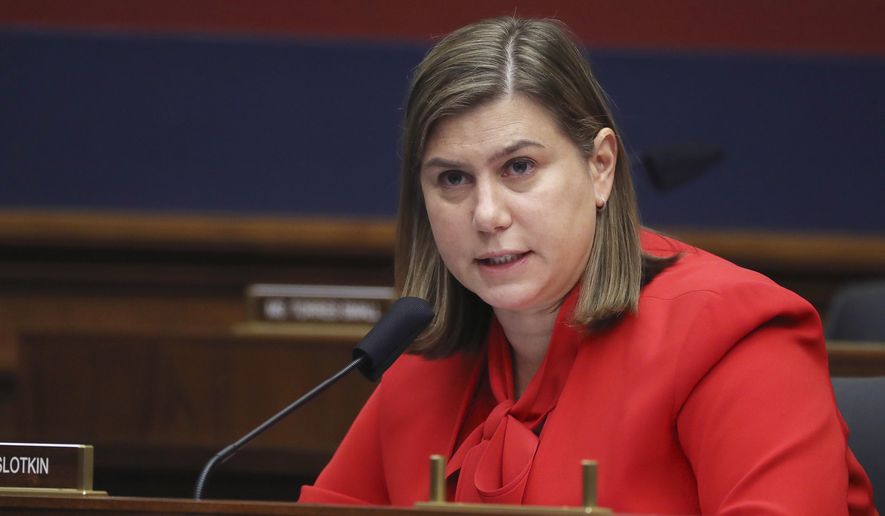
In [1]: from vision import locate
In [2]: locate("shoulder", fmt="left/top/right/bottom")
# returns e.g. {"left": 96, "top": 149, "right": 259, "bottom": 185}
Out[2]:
{"left": 639, "top": 228, "right": 817, "bottom": 322}
{"left": 633, "top": 229, "right": 826, "bottom": 404}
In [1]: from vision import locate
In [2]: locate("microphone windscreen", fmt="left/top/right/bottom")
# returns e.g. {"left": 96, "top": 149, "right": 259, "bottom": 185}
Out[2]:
{"left": 352, "top": 297, "right": 434, "bottom": 381}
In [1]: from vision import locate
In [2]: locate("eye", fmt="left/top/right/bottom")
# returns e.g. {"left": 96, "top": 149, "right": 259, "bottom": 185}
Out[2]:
{"left": 504, "top": 158, "right": 536, "bottom": 177}
{"left": 439, "top": 170, "right": 470, "bottom": 187}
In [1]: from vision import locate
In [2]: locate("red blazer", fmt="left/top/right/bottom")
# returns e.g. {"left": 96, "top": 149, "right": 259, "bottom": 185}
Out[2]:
{"left": 300, "top": 232, "right": 877, "bottom": 515}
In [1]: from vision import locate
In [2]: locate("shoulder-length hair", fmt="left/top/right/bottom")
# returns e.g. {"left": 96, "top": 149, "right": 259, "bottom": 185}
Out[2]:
{"left": 396, "top": 17, "right": 674, "bottom": 357}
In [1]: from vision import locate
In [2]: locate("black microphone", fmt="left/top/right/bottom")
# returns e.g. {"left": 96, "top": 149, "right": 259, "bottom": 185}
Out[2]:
{"left": 193, "top": 296, "right": 434, "bottom": 500}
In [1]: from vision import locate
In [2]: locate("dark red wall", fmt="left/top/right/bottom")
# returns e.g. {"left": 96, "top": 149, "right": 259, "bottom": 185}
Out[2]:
{"left": 2, "top": 0, "right": 884, "bottom": 56}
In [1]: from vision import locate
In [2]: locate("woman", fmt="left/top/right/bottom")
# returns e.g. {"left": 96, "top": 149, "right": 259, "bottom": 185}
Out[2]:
{"left": 300, "top": 17, "right": 876, "bottom": 514}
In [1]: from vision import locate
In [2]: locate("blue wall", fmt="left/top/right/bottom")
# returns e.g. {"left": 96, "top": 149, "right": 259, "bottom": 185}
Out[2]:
{"left": 2, "top": 29, "right": 884, "bottom": 232}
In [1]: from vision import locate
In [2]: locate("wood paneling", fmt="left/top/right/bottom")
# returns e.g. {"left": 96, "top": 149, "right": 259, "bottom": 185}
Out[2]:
{"left": 827, "top": 342, "right": 885, "bottom": 378}
{"left": 0, "top": 211, "right": 397, "bottom": 498}
{"left": 14, "top": 330, "right": 374, "bottom": 475}
{"left": 0, "top": 210, "right": 395, "bottom": 255}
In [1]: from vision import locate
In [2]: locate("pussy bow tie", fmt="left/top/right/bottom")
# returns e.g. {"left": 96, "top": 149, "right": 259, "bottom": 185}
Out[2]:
{"left": 446, "top": 294, "right": 581, "bottom": 504}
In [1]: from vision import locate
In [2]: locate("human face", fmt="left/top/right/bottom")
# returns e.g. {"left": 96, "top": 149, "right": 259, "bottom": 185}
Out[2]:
{"left": 420, "top": 94, "right": 616, "bottom": 318}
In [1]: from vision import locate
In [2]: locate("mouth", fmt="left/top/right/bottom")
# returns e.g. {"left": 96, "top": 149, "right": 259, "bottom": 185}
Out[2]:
{"left": 476, "top": 251, "right": 530, "bottom": 266}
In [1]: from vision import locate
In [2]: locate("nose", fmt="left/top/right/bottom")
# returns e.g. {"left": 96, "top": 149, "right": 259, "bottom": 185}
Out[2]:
{"left": 472, "top": 179, "right": 511, "bottom": 233}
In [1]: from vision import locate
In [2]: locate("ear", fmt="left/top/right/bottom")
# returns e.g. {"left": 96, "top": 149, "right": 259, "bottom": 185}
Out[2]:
{"left": 588, "top": 128, "right": 617, "bottom": 209}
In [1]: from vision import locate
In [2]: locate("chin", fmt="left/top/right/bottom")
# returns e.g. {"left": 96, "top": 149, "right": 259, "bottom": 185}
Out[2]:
{"left": 475, "top": 288, "right": 546, "bottom": 314}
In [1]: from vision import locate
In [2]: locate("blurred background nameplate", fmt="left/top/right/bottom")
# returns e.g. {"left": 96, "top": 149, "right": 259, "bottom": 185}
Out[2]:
{"left": 246, "top": 285, "right": 394, "bottom": 324}
{"left": 0, "top": 442, "right": 105, "bottom": 496}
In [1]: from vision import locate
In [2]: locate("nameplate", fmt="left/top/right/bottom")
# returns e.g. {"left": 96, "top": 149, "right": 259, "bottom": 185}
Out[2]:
{"left": 247, "top": 284, "right": 394, "bottom": 324}
{"left": 0, "top": 442, "right": 105, "bottom": 496}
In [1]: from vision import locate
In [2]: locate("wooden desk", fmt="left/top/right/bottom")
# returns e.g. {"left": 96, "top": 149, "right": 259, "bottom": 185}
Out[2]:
{"left": 0, "top": 495, "right": 615, "bottom": 516}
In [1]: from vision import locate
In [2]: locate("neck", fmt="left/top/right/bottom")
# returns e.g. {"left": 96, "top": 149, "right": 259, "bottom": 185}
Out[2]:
{"left": 494, "top": 306, "right": 558, "bottom": 398}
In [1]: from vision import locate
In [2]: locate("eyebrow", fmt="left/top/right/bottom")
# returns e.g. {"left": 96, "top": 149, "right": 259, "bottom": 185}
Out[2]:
{"left": 422, "top": 139, "right": 545, "bottom": 171}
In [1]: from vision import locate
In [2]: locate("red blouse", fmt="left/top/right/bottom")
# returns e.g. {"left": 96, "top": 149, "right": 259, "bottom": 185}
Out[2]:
{"left": 300, "top": 231, "right": 877, "bottom": 515}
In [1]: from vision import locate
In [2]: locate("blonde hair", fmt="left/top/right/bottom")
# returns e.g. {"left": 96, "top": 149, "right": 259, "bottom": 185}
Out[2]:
{"left": 396, "top": 17, "right": 674, "bottom": 357}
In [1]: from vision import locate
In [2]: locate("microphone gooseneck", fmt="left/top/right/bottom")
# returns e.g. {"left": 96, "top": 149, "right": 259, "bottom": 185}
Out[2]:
{"left": 193, "top": 296, "right": 433, "bottom": 500}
